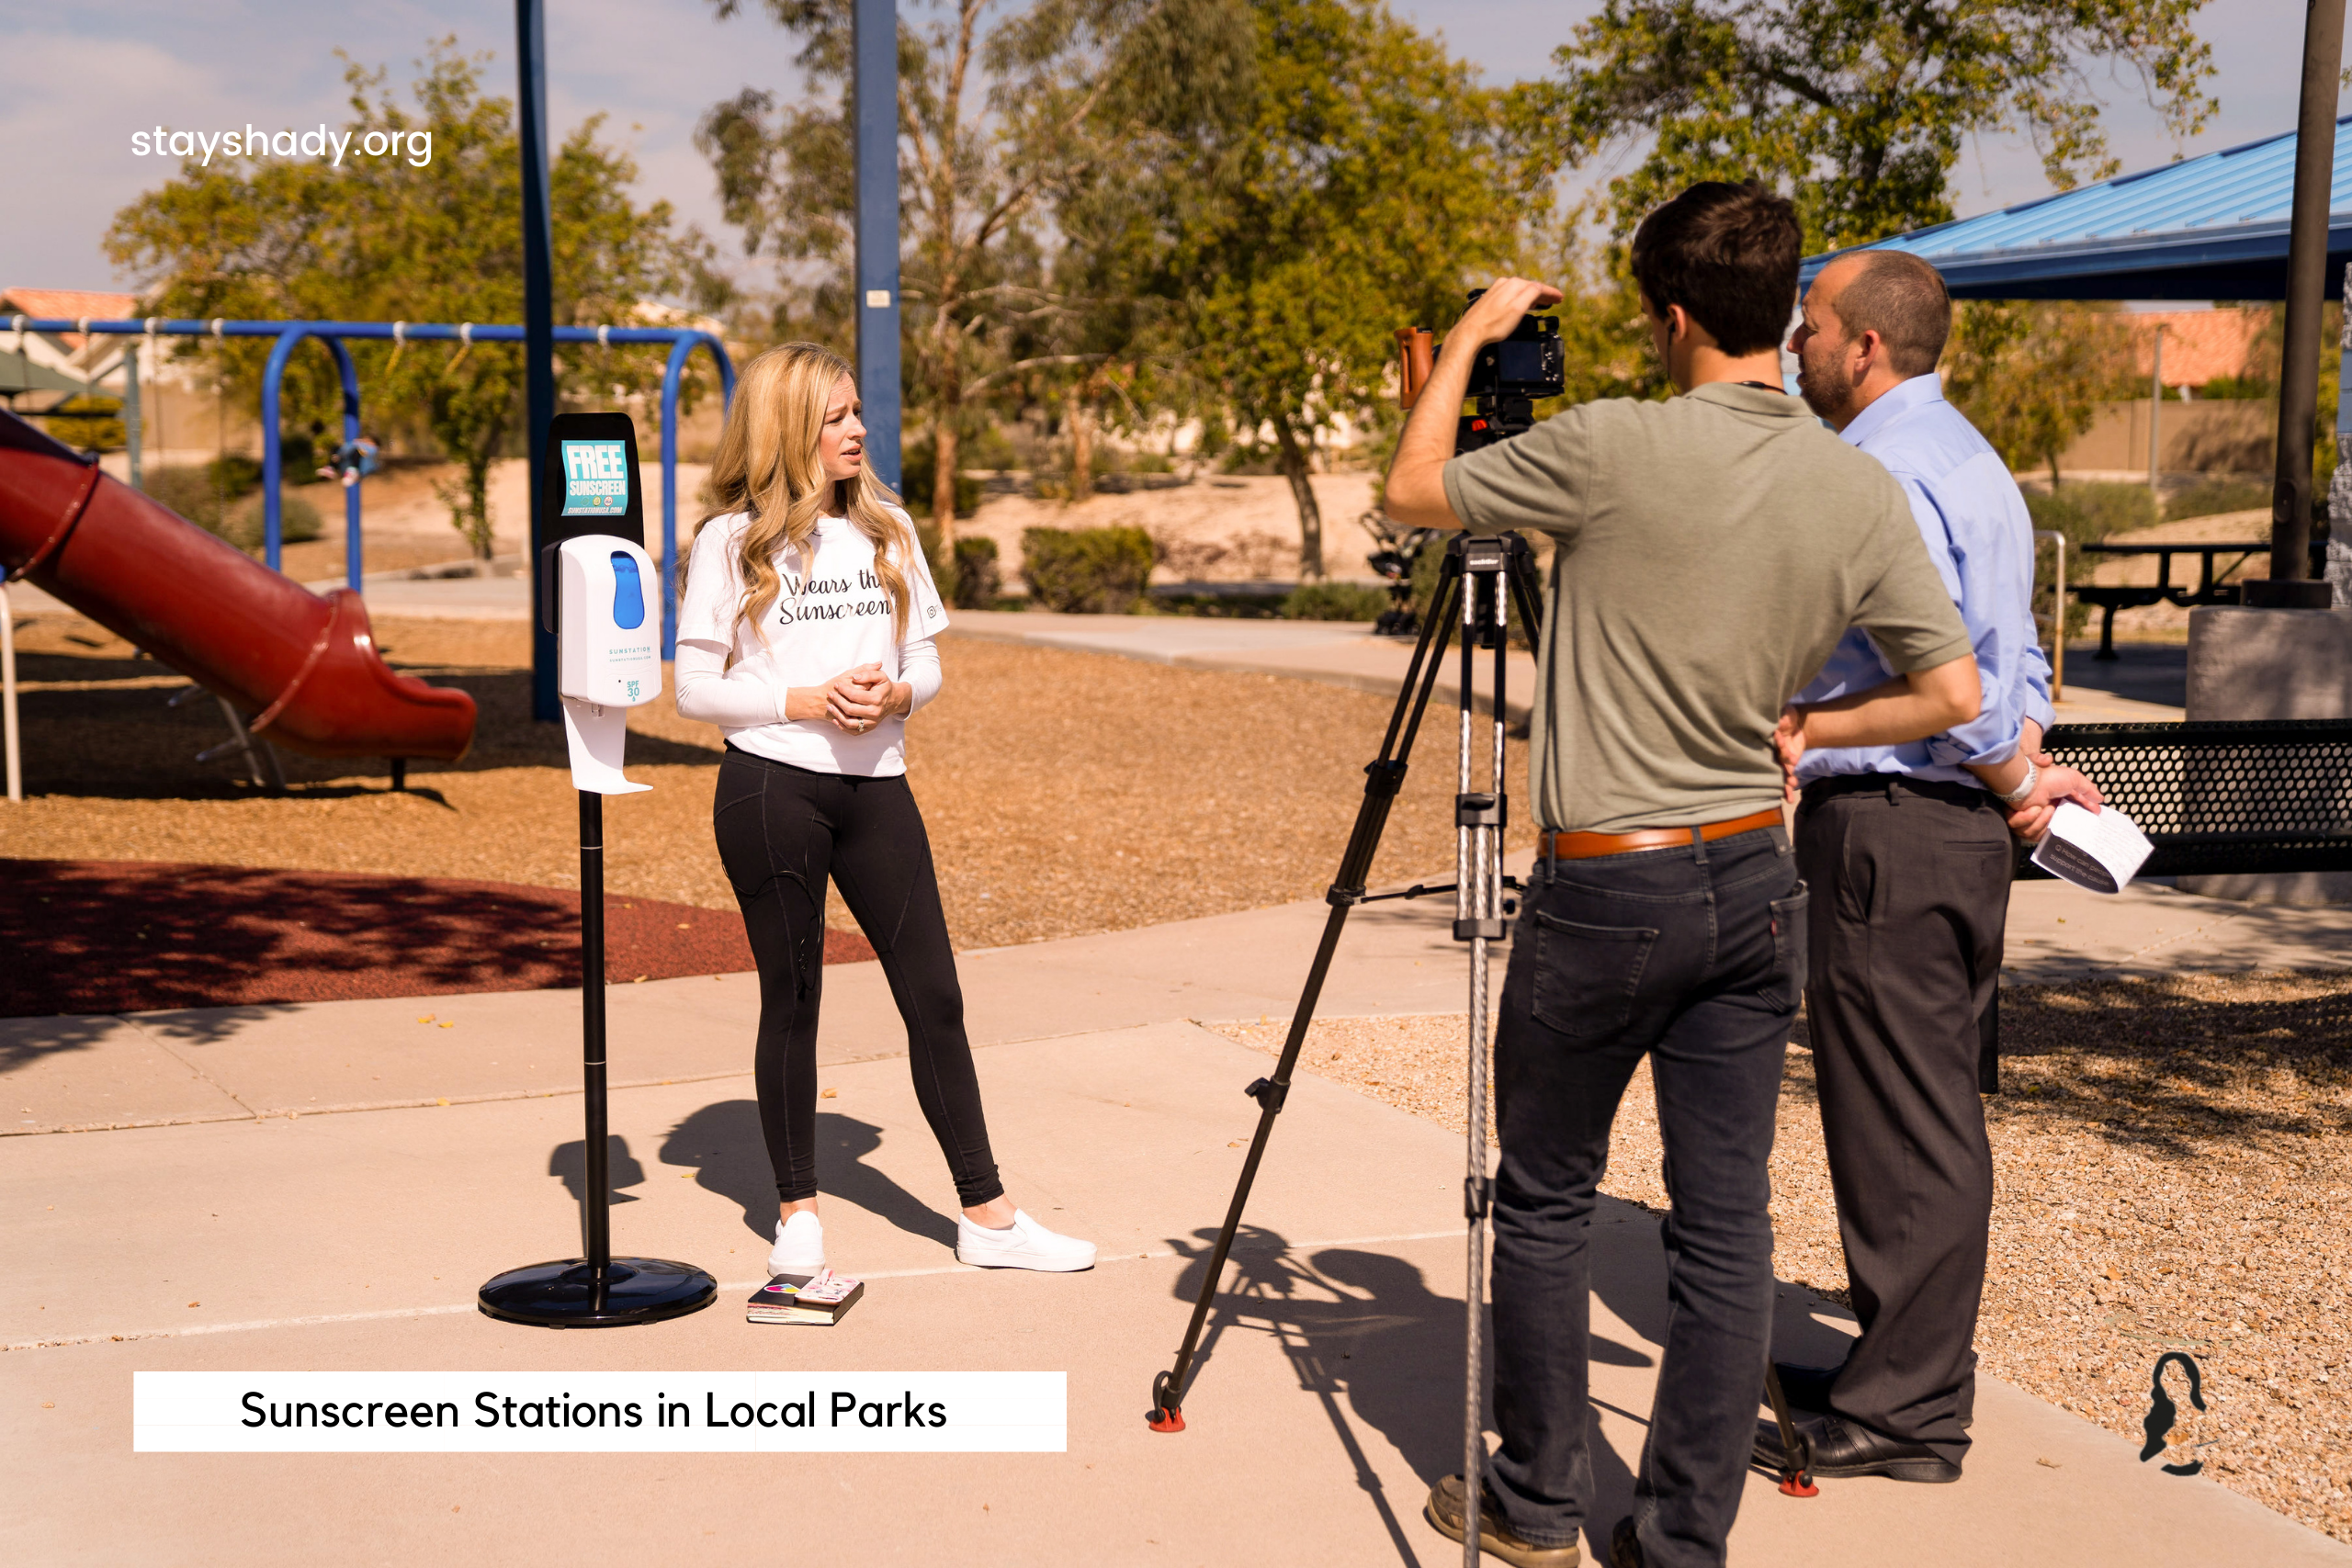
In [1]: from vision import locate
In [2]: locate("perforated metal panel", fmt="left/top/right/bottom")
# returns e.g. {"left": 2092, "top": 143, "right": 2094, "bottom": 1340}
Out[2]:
{"left": 2017, "top": 719, "right": 2352, "bottom": 878}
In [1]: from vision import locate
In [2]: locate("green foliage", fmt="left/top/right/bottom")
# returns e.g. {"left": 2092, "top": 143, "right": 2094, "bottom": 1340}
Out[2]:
{"left": 1282, "top": 581, "right": 1388, "bottom": 621}
{"left": 45, "top": 396, "right": 124, "bottom": 451}
{"left": 899, "top": 435, "right": 981, "bottom": 518}
{"left": 2024, "top": 484, "right": 2148, "bottom": 640}
{"left": 1179, "top": 0, "right": 1543, "bottom": 580}
{"left": 2167, "top": 478, "right": 2269, "bottom": 520}
{"left": 227, "top": 491, "right": 325, "bottom": 548}
{"left": 141, "top": 466, "right": 229, "bottom": 533}
{"left": 107, "top": 39, "right": 691, "bottom": 561}
{"left": 207, "top": 453, "right": 265, "bottom": 498}
{"left": 1943, "top": 303, "right": 2136, "bottom": 485}
{"left": 950, "top": 536, "right": 1002, "bottom": 609}
{"left": 700, "top": 0, "right": 1251, "bottom": 532}
{"left": 1539, "top": 0, "right": 2215, "bottom": 249}
{"left": 1021, "top": 525, "right": 1154, "bottom": 612}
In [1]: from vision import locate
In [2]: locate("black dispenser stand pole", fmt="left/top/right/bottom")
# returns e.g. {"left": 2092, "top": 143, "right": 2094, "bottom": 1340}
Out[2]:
{"left": 477, "top": 776, "right": 718, "bottom": 1328}
{"left": 581, "top": 788, "right": 611, "bottom": 1289}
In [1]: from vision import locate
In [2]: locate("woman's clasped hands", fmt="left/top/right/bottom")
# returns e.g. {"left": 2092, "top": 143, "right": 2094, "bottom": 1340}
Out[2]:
{"left": 789, "top": 662, "right": 906, "bottom": 734}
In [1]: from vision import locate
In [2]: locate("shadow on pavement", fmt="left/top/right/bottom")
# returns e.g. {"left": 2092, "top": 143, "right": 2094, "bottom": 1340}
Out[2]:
{"left": 658, "top": 1100, "right": 960, "bottom": 1251}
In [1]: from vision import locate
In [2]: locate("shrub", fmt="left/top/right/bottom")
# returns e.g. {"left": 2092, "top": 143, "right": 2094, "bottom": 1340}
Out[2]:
{"left": 225, "top": 491, "right": 324, "bottom": 550}
{"left": 899, "top": 435, "right": 982, "bottom": 518}
{"left": 2026, "top": 482, "right": 2152, "bottom": 641}
{"left": 951, "top": 536, "right": 1001, "bottom": 609}
{"left": 207, "top": 453, "right": 265, "bottom": 499}
{"left": 1282, "top": 581, "right": 1389, "bottom": 621}
{"left": 45, "top": 395, "right": 123, "bottom": 451}
{"left": 141, "top": 465, "right": 228, "bottom": 532}
{"left": 1022, "top": 525, "right": 1154, "bottom": 612}
{"left": 2166, "top": 477, "right": 2269, "bottom": 520}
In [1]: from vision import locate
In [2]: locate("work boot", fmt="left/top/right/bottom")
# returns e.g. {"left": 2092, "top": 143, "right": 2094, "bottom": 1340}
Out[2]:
{"left": 1422, "top": 1474, "right": 1580, "bottom": 1567}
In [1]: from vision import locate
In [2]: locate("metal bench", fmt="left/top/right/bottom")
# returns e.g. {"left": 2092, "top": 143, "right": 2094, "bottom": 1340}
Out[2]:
{"left": 1981, "top": 717, "right": 2352, "bottom": 1089}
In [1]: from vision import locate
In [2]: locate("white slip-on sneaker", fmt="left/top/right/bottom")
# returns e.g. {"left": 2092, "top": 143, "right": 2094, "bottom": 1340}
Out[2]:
{"left": 956, "top": 1209, "right": 1096, "bottom": 1272}
{"left": 768, "top": 1211, "right": 825, "bottom": 1276}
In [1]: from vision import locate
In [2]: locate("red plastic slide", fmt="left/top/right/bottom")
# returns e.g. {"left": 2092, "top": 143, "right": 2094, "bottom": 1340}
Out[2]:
{"left": 0, "top": 409, "right": 475, "bottom": 762}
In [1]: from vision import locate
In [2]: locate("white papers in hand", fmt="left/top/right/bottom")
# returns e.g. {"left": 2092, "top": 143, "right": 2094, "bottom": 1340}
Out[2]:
{"left": 2030, "top": 801, "right": 2153, "bottom": 894}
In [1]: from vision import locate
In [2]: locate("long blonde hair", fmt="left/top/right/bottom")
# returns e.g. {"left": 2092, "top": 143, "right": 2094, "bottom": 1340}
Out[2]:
{"left": 699, "top": 343, "right": 913, "bottom": 642}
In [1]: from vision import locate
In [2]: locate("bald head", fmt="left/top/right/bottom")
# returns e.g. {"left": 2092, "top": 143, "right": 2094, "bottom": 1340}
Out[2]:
{"left": 1819, "top": 251, "right": 1951, "bottom": 376}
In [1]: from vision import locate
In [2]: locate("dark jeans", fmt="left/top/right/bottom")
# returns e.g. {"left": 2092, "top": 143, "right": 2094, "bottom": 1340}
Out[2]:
{"left": 1487, "top": 825, "right": 1804, "bottom": 1568}
{"left": 1796, "top": 774, "right": 2009, "bottom": 1465}
{"left": 712, "top": 747, "right": 1002, "bottom": 1209}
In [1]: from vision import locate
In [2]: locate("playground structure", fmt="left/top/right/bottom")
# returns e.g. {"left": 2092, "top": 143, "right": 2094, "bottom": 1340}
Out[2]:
{"left": 4, "top": 314, "right": 734, "bottom": 660}
{"left": 0, "top": 408, "right": 477, "bottom": 775}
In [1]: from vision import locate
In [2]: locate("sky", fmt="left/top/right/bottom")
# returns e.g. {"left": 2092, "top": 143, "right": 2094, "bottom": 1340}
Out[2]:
{"left": 3, "top": 0, "right": 2343, "bottom": 297}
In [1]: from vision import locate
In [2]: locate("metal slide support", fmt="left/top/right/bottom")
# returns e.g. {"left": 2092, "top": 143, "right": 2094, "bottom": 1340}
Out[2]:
{"left": 2033, "top": 529, "right": 2066, "bottom": 701}
{"left": 854, "top": 0, "right": 904, "bottom": 491}
{"left": 518, "top": 0, "right": 560, "bottom": 720}
{"left": 658, "top": 332, "right": 739, "bottom": 659}
{"left": 1, "top": 580, "right": 19, "bottom": 803}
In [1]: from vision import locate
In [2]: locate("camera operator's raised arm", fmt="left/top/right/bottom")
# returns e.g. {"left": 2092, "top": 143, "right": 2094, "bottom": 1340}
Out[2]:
{"left": 1384, "top": 276, "right": 1562, "bottom": 530}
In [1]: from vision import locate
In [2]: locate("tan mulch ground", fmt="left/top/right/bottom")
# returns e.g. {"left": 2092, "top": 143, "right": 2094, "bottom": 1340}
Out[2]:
{"left": 4, "top": 612, "right": 1521, "bottom": 950}
{"left": 1209, "top": 971, "right": 2352, "bottom": 1544}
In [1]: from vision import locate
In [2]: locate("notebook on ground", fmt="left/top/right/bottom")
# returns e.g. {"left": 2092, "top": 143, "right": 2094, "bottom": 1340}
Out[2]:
{"left": 747, "top": 1268, "right": 864, "bottom": 1325}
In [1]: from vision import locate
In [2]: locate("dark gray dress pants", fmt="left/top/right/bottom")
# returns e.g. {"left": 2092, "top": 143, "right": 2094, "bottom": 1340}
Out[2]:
{"left": 1794, "top": 774, "right": 2011, "bottom": 1468}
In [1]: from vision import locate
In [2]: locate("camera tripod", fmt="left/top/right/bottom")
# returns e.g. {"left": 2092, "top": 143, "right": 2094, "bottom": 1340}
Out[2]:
{"left": 1144, "top": 532, "right": 1818, "bottom": 1558}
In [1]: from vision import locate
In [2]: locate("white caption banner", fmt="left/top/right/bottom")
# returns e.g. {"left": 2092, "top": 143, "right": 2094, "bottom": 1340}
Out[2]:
{"left": 133, "top": 1371, "right": 1066, "bottom": 1452}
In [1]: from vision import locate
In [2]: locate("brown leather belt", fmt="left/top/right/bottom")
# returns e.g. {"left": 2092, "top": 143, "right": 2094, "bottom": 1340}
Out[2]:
{"left": 1542, "top": 807, "right": 1783, "bottom": 862}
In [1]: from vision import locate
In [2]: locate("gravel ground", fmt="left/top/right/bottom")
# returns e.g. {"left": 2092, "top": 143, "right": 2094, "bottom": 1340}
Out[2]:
{"left": 6, "top": 612, "right": 1521, "bottom": 949}
{"left": 1209, "top": 970, "right": 2352, "bottom": 1545}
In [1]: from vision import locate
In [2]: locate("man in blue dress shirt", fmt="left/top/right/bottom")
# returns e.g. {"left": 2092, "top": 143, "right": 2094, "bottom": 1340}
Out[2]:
{"left": 1764, "top": 251, "right": 2101, "bottom": 1483}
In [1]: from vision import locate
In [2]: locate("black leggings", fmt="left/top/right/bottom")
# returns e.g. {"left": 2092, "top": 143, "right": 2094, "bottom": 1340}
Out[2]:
{"left": 712, "top": 747, "right": 1002, "bottom": 1208}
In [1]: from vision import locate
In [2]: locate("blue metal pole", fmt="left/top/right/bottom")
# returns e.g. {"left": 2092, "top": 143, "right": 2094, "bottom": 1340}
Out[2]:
{"left": 854, "top": 0, "right": 903, "bottom": 494}
{"left": 259, "top": 327, "right": 303, "bottom": 573}
{"left": 517, "top": 0, "right": 560, "bottom": 721}
{"left": 322, "top": 334, "right": 365, "bottom": 592}
{"left": 656, "top": 333, "right": 739, "bottom": 660}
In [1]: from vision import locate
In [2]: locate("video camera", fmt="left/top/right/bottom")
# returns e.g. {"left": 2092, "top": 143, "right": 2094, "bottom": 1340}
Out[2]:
{"left": 1396, "top": 289, "right": 1565, "bottom": 454}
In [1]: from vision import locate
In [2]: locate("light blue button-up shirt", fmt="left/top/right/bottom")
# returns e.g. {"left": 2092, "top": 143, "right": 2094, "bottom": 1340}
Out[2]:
{"left": 1792, "top": 373, "right": 2054, "bottom": 787}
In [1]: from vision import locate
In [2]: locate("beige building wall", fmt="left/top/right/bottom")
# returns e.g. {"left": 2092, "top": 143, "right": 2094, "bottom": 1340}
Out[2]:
{"left": 2061, "top": 398, "right": 2276, "bottom": 476}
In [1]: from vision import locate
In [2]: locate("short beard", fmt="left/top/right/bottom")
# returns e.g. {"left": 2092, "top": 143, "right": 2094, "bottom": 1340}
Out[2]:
{"left": 1797, "top": 351, "right": 1858, "bottom": 424}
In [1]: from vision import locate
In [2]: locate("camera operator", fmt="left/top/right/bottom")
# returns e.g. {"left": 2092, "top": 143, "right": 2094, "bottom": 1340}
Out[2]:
{"left": 1384, "top": 181, "right": 1982, "bottom": 1568}
{"left": 1754, "top": 252, "right": 2103, "bottom": 1485}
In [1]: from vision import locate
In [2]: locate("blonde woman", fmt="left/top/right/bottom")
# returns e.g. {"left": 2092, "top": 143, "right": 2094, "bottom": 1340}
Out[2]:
{"left": 675, "top": 344, "right": 1093, "bottom": 1278}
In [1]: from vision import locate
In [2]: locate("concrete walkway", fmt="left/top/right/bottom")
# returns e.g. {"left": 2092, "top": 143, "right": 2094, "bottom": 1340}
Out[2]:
{"left": 9, "top": 874, "right": 2350, "bottom": 1564}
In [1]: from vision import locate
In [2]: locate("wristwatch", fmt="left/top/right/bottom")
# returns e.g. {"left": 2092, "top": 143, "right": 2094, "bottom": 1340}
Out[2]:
{"left": 1996, "top": 760, "right": 2040, "bottom": 807}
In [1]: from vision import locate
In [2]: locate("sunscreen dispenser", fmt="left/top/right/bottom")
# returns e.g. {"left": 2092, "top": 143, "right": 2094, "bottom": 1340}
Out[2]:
{"left": 555, "top": 536, "right": 660, "bottom": 794}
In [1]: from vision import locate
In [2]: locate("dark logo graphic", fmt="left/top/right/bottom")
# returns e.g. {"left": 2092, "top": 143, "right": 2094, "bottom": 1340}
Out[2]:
{"left": 2138, "top": 1351, "right": 2205, "bottom": 1476}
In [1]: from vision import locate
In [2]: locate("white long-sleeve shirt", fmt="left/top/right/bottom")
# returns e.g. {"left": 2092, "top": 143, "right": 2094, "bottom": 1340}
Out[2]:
{"left": 673, "top": 508, "right": 949, "bottom": 777}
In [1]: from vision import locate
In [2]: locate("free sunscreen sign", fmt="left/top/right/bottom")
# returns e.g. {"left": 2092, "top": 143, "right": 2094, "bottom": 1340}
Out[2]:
{"left": 560, "top": 439, "right": 631, "bottom": 517}
{"left": 133, "top": 1371, "right": 1065, "bottom": 1452}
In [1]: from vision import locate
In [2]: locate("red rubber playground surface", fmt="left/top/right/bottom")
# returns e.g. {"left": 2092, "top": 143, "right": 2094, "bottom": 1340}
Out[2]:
{"left": 0, "top": 859, "right": 875, "bottom": 1017}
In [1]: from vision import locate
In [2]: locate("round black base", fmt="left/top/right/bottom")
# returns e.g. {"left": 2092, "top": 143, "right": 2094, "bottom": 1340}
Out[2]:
{"left": 478, "top": 1258, "right": 717, "bottom": 1327}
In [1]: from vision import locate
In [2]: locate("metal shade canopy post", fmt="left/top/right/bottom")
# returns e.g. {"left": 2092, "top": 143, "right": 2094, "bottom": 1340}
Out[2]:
{"left": 2250, "top": 0, "right": 2347, "bottom": 608}
{"left": 854, "top": 0, "right": 903, "bottom": 492}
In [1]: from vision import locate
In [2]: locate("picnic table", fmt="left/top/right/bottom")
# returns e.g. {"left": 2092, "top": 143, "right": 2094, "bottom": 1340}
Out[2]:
{"left": 2074, "top": 540, "right": 2268, "bottom": 659}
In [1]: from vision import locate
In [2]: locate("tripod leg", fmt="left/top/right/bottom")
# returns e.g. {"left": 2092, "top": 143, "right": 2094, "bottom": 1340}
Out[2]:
{"left": 1762, "top": 1363, "right": 1818, "bottom": 1497}
{"left": 1148, "top": 554, "right": 1467, "bottom": 1432}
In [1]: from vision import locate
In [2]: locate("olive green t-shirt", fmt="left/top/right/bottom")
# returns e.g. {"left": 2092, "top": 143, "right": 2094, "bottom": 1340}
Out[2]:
{"left": 1442, "top": 383, "right": 1972, "bottom": 835}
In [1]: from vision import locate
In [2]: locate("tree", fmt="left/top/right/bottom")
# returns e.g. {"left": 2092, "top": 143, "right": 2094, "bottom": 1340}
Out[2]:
{"left": 107, "top": 42, "right": 691, "bottom": 558}
{"left": 1941, "top": 301, "right": 2135, "bottom": 487}
{"left": 1541, "top": 0, "right": 2216, "bottom": 249}
{"left": 1180, "top": 0, "right": 1544, "bottom": 579}
{"left": 698, "top": 0, "right": 1249, "bottom": 536}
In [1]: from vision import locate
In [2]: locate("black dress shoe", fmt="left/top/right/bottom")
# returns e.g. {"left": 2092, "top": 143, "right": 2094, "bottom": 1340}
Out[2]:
{"left": 1752, "top": 1412, "right": 1961, "bottom": 1483}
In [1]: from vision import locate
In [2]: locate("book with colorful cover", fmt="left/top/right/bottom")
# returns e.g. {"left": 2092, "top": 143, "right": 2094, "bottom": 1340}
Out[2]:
{"left": 747, "top": 1267, "right": 864, "bottom": 1325}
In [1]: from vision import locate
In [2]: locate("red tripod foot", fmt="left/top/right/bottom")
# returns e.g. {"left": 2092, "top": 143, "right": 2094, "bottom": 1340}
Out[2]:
{"left": 1778, "top": 1468, "right": 1818, "bottom": 1497}
{"left": 1147, "top": 1371, "right": 1185, "bottom": 1432}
